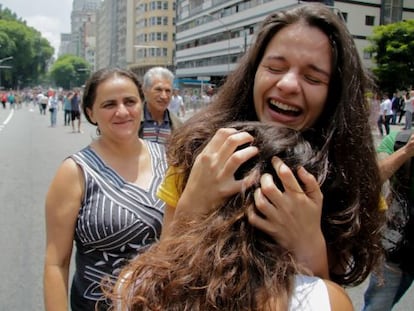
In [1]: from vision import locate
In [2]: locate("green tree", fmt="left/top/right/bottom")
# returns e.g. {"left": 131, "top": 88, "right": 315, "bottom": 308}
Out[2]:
{"left": 366, "top": 20, "right": 414, "bottom": 93}
{"left": 49, "top": 55, "right": 91, "bottom": 90}
{"left": 0, "top": 6, "right": 54, "bottom": 89}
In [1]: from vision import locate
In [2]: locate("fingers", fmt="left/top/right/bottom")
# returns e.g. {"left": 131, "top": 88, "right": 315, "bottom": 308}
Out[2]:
{"left": 270, "top": 157, "right": 304, "bottom": 194}
{"left": 190, "top": 127, "right": 259, "bottom": 200}
{"left": 297, "top": 166, "right": 323, "bottom": 203}
{"left": 201, "top": 127, "right": 259, "bottom": 179}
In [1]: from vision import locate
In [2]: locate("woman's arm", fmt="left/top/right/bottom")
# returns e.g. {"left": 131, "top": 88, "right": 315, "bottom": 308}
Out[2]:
{"left": 378, "top": 133, "right": 414, "bottom": 183}
{"left": 43, "top": 159, "right": 84, "bottom": 311}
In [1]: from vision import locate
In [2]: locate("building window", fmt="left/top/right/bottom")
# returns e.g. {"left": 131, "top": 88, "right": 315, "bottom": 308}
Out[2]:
{"left": 365, "top": 15, "right": 375, "bottom": 26}
{"left": 339, "top": 12, "right": 348, "bottom": 22}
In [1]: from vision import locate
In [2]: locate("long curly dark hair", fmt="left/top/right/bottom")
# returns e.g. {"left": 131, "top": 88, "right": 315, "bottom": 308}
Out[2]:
{"left": 167, "top": 3, "right": 383, "bottom": 286}
{"left": 110, "top": 122, "right": 330, "bottom": 310}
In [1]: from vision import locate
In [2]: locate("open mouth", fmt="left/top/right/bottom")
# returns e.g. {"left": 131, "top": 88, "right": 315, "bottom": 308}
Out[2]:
{"left": 269, "top": 99, "right": 301, "bottom": 117}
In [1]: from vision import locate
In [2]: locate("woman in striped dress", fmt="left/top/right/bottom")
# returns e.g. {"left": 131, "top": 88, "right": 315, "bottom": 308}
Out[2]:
{"left": 43, "top": 68, "right": 167, "bottom": 311}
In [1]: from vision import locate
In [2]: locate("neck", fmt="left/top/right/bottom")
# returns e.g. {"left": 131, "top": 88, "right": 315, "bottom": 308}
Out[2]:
{"left": 147, "top": 105, "right": 165, "bottom": 124}
{"left": 93, "top": 136, "right": 143, "bottom": 158}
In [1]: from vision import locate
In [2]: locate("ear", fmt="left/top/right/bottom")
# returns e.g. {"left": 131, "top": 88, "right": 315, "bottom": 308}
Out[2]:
{"left": 86, "top": 107, "right": 96, "bottom": 124}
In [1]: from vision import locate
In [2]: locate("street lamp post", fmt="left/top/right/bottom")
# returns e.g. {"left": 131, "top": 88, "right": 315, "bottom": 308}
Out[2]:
{"left": 0, "top": 56, "right": 13, "bottom": 90}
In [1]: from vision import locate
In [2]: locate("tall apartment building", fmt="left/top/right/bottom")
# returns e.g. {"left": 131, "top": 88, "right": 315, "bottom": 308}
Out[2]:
{"left": 95, "top": 0, "right": 137, "bottom": 70}
{"left": 174, "top": 0, "right": 414, "bottom": 90}
{"left": 58, "top": 33, "right": 72, "bottom": 57}
{"left": 95, "top": 0, "right": 176, "bottom": 80}
{"left": 69, "top": 0, "right": 101, "bottom": 68}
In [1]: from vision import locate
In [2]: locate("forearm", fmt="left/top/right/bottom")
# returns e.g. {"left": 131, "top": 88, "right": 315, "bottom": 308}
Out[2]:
{"left": 44, "top": 265, "right": 69, "bottom": 311}
{"left": 378, "top": 149, "right": 412, "bottom": 183}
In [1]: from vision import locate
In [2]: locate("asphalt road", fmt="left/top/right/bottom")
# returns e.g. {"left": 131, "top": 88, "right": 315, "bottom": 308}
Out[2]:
{"left": 0, "top": 105, "right": 94, "bottom": 310}
{"left": 0, "top": 105, "right": 412, "bottom": 310}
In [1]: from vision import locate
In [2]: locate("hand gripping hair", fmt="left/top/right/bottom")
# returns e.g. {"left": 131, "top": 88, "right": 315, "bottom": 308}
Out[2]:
{"left": 109, "top": 122, "right": 329, "bottom": 311}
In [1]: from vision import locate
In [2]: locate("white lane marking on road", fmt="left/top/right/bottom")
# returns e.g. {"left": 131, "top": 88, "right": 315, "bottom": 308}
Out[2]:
{"left": 0, "top": 109, "right": 14, "bottom": 132}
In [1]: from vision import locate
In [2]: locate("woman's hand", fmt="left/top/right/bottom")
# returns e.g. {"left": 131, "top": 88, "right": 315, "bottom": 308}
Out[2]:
{"left": 175, "top": 128, "right": 259, "bottom": 220}
{"left": 247, "top": 156, "right": 329, "bottom": 278}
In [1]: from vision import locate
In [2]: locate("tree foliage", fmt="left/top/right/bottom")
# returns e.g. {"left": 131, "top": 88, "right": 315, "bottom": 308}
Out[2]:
{"left": 366, "top": 19, "right": 414, "bottom": 93}
{"left": 0, "top": 6, "right": 54, "bottom": 89}
{"left": 49, "top": 55, "right": 91, "bottom": 90}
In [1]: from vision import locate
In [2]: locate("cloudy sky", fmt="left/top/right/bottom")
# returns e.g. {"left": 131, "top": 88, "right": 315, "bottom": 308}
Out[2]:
{"left": 0, "top": 0, "right": 73, "bottom": 55}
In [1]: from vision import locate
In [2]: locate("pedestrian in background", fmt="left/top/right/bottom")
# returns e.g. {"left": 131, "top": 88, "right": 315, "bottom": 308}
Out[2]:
{"left": 377, "top": 92, "right": 393, "bottom": 136}
{"left": 391, "top": 92, "right": 401, "bottom": 125}
{"left": 63, "top": 91, "right": 72, "bottom": 126}
{"left": 1, "top": 92, "right": 7, "bottom": 109}
{"left": 70, "top": 90, "right": 82, "bottom": 133}
{"left": 139, "top": 66, "right": 182, "bottom": 145}
{"left": 158, "top": 2, "right": 383, "bottom": 289}
{"left": 48, "top": 91, "right": 59, "bottom": 127}
{"left": 43, "top": 68, "right": 168, "bottom": 311}
{"left": 7, "top": 91, "right": 15, "bottom": 109}
{"left": 403, "top": 90, "right": 414, "bottom": 130}
{"left": 37, "top": 92, "right": 48, "bottom": 115}
{"left": 168, "top": 88, "right": 185, "bottom": 117}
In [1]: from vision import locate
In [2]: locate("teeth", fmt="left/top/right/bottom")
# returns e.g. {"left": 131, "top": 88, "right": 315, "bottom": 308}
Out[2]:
{"left": 269, "top": 99, "right": 299, "bottom": 112}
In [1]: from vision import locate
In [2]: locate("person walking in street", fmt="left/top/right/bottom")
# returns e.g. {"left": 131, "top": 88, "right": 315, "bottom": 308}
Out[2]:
{"left": 1, "top": 92, "right": 6, "bottom": 109}
{"left": 397, "top": 91, "right": 406, "bottom": 125}
{"left": 139, "top": 67, "right": 182, "bottom": 145}
{"left": 70, "top": 91, "right": 82, "bottom": 133}
{"left": 63, "top": 91, "right": 72, "bottom": 126}
{"left": 157, "top": 2, "right": 383, "bottom": 289}
{"left": 37, "top": 92, "right": 48, "bottom": 115}
{"left": 391, "top": 92, "right": 402, "bottom": 125}
{"left": 362, "top": 129, "right": 414, "bottom": 311}
{"left": 168, "top": 88, "right": 185, "bottom": 117}
{"left": 377, "top": 93, "right": 393, "bottom": 136}
{"left": 403, "top": 90, "right": 414, "bottom": 130}
{"left": 7, "top": 92, "right": 15, "bottom": 109}
{"left": 43, "top": 68, "right": 168, "bottom": 311}
{"left": 48, "top": 92, "right": 59, "bottom": 127}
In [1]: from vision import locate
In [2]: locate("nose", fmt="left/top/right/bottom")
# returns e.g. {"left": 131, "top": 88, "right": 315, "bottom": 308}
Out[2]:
{"left": 115, "top": 103, "right": 128, "bottom": 115}
{"left": 277, "top": 71, "right": 300, "bottom": 94}
{"left": 160, "top": 90, "right": 170, "bottom": 99}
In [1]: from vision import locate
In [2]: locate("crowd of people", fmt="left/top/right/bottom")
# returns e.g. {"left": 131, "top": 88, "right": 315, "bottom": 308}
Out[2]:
{"left": 40, "top": 3, "right": 414, "bottom": 311}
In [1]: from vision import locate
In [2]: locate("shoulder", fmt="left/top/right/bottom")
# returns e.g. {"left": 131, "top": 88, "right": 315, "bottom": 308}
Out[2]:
{"left": 291, "top": 276, "right": 353, "bottom": 311}
{"left": 46, "top": 157, "right": 85, "bottom": 211}
{"left": 290, "top": 275, "right": 331, "bottom": 311}
{"left": 53, "top": 157, "right": 84, "bottom": 187}
{"left": 168, "top": 110, "right": 183, "bottom": 128}
{"left": 324, "top": 279, "right": 354, "bottom": 311}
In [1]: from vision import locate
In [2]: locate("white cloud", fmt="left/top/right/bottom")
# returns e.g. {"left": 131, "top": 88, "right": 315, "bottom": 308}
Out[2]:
{"left": 26, "top": 16, "right": 63, "bottom": 56}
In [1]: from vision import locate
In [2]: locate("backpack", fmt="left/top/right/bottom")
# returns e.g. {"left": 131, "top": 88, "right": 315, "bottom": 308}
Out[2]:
{"left": 382, "top": 130, "right": 414, "bottom": 273}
